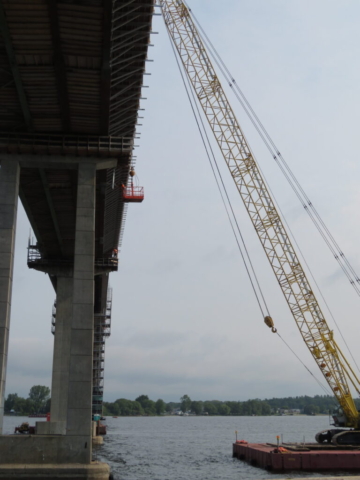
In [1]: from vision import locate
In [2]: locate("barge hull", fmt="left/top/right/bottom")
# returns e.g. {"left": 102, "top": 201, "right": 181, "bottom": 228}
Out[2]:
{"left": 233, "top": 442, "right": 360, "bottom": 472}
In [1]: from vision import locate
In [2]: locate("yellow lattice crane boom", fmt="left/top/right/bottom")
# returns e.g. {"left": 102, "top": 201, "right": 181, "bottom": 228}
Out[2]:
{"left": 160, "top": 0, "right": 360, "bottom": 444}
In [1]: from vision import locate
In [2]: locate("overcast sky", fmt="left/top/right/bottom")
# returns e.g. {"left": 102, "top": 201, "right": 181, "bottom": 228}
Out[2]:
{"left": 6, "top": 0, "right": 360, "bottom": 403}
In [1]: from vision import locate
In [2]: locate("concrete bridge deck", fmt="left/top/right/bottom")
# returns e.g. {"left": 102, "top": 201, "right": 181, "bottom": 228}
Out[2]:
{"left": 0, "top": 0, "right": 154, "bottom": 270}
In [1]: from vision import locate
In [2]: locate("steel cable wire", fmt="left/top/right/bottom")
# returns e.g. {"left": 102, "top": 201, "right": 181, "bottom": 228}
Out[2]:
{"left": 187, "top": 2, "right": 360, "bottom": 296}
{"left": 166, "top": 29, "right": 268, "bottom": 318}
{"left": 182, "top": 24, "right": 360, "bottom": 295}
{"left": 205, "top": 40, "right": 360, "bottom": 295}
{"left": 276, "top": 332, "right": 336, "bottom": 400}
{"left": 165, "top": 18, "right": 337, "bottom": 398}
{"left": 181, "top": 2, "right": 360, "bottom": 374}
{"left": 259, "top": 166, "right": 360, "bottom": 375}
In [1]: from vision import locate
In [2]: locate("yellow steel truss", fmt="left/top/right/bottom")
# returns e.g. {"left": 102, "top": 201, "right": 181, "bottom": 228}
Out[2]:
{"left": 161, "top": 0, "right": 360, "bottom": 427}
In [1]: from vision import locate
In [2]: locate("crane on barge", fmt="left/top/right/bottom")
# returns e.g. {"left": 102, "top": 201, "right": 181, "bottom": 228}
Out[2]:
{"left": 160, "top": 0, "right": 360, "bottom": 445}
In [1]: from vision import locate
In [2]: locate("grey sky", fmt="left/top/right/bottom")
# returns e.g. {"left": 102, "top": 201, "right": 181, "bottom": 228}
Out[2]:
{"left": 7, "top": 0, "right": 360, "bottom": 403}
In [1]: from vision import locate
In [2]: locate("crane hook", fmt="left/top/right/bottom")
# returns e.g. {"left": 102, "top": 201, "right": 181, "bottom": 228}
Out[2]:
{"left": 264, "top": 316, "right": 277, "bottom": 333}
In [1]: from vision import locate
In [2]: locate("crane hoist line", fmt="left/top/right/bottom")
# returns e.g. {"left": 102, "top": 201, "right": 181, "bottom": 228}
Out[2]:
{"left": 160, "top": 0, "right": 360, "bottom": 445}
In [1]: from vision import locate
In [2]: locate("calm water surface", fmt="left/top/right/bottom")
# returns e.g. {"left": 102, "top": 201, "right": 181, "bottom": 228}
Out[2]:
{"left": 4, "top": 415, "right": 354, "bottom": 480}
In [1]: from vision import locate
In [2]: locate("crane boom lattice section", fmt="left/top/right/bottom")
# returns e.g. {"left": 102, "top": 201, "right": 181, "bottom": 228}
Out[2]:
{"left": 161, "top": 0, "right": 360, "bottom": 426}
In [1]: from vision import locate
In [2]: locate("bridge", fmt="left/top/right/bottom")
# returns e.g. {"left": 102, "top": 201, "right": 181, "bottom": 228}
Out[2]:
{"left": 0, "top": 1, "right": 154, "bottom": 478}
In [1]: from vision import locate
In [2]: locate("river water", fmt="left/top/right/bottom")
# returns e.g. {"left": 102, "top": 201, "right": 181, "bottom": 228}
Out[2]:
{"left": 3, "top": 415, "right": 354, "bottom": 479}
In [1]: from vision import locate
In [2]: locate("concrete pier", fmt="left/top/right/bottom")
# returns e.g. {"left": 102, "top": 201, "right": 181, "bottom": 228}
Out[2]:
{"left": 39, "top": 163, "right": 96, "bottom": 450}
{"left": 0, "top": 462, "right": 110, "bottom": 480}
{"left": 0, "top": 158, "right": 109, "bottom": 478}
{"left": 0, "top": 159, "right": 20, "bottom": 435}
{"left": 66, "top": 163, "right": 96, "bottom": 447}
{"left": 48, "top": 276, "right": 73, "bottom": 434}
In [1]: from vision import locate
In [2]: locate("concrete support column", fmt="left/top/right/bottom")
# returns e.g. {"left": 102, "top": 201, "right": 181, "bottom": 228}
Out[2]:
{"left": 49, "top": 276, "right": 73, "bottom": 433}
{"left": 66, "top": 163, "right": 96, "bottom": 460}
{"left": 0, "top": 159, "right": 19, "bottom": 434}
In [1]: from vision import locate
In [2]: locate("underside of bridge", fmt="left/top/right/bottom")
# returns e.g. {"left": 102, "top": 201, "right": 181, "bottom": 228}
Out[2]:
{"left": 0, "top": 0, "right": 155, "bottom": 285}
{"left": 0, "top": 0, "right": 154, "bottom": 477}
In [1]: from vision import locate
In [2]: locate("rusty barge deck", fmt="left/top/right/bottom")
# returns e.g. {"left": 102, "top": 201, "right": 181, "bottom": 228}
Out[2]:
{"left": 233, "top": 441, "right": 360, "bottom": 472}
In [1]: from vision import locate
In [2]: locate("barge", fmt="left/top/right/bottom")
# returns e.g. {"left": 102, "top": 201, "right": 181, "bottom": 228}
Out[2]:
{"left": 233, "top": 441, "right": 360, "bottom": 472}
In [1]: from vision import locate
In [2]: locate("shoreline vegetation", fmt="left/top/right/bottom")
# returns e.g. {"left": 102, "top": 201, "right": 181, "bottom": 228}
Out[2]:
{"left": 103, "top": 394, "right": 350, "bottom": 417}
{"left": 6, "top": 389, "right": 357, "bottom": 417}
{"left": 4, "top": 386, "right": 50, "bottom": 416}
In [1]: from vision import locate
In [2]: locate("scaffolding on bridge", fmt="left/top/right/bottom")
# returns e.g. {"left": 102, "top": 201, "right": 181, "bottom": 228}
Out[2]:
{"left": 92, "top": 288, "right": 112, "bottom": 417}
{"left": 28, "top": 242, "right": 119, "bottom": 272}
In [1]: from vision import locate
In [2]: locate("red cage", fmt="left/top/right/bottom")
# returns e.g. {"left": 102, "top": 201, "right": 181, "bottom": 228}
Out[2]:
{"left": 122, "top": 185, "right": 144, "bottom": 203}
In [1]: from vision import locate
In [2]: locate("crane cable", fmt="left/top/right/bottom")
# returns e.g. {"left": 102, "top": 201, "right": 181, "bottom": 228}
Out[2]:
{"left": 261, "top": 169, "right": 360, "bottom": 375}
{"left": 186, "top": 2, "right": 360, "bottom": 297}
{"left": 165, "top": 21, "right": 336, "bottom": 400}
{"left": 181, "top": 2, "right": 360, "bottom": 375}
{"left": 166, "top": 28, "right": 269, "bottom": 318}
{"left": 276, "top": 331, "right": 335, "bottom": 400}
{"left": 203, "top": 38, "right": 360, "bottom": 295}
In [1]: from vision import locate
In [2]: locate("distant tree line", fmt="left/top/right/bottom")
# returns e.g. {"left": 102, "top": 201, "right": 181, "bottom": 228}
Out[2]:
{"left": 6, "top": 389, "right": 348, "bottom": 417}
{"left": 103, "top": 394, "right": 342, "bottom": 416}
{"left": 264, "top": 395, "right": 345, "bottom": 415}
{"left": 103, "top": 395, "right": 166, "bottom": 416}
{"left": 4, "top": 386, "right": 51, "bottom": 415}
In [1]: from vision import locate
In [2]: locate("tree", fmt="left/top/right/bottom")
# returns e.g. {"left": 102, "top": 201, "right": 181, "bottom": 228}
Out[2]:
{"left": 132, "top": 401, "right": 144, "bottom": 416}
{"left": 44, "top": 398, "right": 51, "bottom": 413}
{"left": 204, "top": 401, "right": 218, "bottom": 415}
{"left": 226, "top": 401, "right": 242, "bottom": 415}
{"left": 29, "top": 385, "right": 50, "bottom": 413}
{"left": 304, "top": 404, "right": 319, "bottom": 415}
{"left": 102, "top": 403, "right": 111, "bottom": 416}
{"left": 191, "top": 401, "right": 203, "bottom": 415}
{"left": 25, "top": 398, "right": 36, "bottom": 415}
{"left": 14, "top": 397, "right": 29, "bottom": 415}
{"left": 4, "top": 393, "right": 18, "bottom": 412}
{"left": 143, "top": 399, "right": 156, "bottom": 415}
{"left": 218, "top": 404, "right": 231, "bottom": 416}
{"left": 135, "top": 395, "right": 155, "bottom": 415}
{"left": 261, "top": 402, "right": 271, "bottom": 415}
{"left": 155, "top": 399, "right": 166, "bottom": 415}
{"left": 180, "top": 395, "right": 191, "bottom": 413}
{"left": 166, "top": 402, "right": 179, "bottom": 413}
{"left": 110, "top": 403, "right": 120, "bottom": 415}
{"left": 116, "top": 399, "right": 133, "bottom": 416}
{"left": 135, "top": 395, "right": 149, "bottom": 408}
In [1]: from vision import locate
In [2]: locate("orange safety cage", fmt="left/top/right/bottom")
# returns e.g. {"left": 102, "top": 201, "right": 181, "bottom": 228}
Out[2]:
{"left": 122, "top": 185, "right": 144, "bottom": 203}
